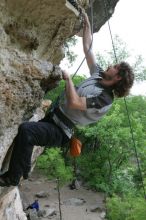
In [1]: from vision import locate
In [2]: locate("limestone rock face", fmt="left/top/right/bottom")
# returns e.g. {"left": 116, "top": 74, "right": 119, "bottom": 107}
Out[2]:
{"left": 87, "top": 0, "right": 119, "bottom": 33}
{"left": 0, "top": 0, "right": 119, "bottom": 219}
{"left": 0, "top": 187, "right": 27, "bottom": 220}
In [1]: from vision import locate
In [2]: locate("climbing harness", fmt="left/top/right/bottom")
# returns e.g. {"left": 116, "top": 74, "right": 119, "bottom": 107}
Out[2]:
{"left": 103, "top": 0, "right": 146, "bottom": 199}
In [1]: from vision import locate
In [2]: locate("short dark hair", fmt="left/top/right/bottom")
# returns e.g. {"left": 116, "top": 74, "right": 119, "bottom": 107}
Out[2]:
{"left": 113, "top": 62, "right": 134, "bottom": 97}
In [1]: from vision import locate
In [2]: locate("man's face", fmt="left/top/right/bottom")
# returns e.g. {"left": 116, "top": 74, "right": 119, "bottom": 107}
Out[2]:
{"left": 102, "top": 64, "right": 122, "bottom": 86}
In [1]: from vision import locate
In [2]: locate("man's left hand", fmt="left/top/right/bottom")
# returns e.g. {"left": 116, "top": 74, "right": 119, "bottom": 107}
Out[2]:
{"left": 62, "top": 70, "right": 70, "bottom": 81}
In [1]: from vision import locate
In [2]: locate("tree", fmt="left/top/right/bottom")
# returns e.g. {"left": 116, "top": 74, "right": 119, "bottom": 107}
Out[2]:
{"left": 37, "top": 148, "right": 73, "bottom": 185}
{"left": 64, "top": 36, "right": 78, "bottom": 67}
{"left": 96, "top": 35, "right": 146, "bottom": 81}
{"left": 106, "top": 194, "right": 146, "bottom": 220}
{"left": 76, "top": 96, "right": 146, "bottom": 194}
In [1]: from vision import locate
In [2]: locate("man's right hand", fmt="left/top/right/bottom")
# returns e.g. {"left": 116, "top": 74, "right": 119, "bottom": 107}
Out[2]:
{"left": 82, "top": 12, "right": 90, "bottom": 29}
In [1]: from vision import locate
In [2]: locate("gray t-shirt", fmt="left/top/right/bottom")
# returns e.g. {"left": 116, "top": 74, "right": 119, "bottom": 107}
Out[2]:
{"left": 53, "top": 64, "right": 114, "bottom": 137}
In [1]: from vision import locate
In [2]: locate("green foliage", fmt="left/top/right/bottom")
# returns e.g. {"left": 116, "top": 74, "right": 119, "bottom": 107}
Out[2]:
{"left": 36, "top": 148, "right": 73, "bottom": 185}
{"left": 77, "top": 151, "right": 136, "bottom": 195}
{"left": 76, "top": 95, "right": 146, "bottom": 194}
{"left": 76, "top": 95, "right": 146, "bottom": 217}
{"left": 106, "top": 194, "right": 146, "bottom": 220}
{"left": 106, "top": 195, "right": 130, "bottom": 220}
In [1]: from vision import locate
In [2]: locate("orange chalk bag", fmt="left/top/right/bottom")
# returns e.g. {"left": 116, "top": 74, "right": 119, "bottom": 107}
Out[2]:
{"left": 69, "top": 136, "right": 82, "bottom": 157}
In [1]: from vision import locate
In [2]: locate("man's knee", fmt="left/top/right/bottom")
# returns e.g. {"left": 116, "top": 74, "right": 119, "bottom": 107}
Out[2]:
{"left": 18, "top": 122, "right": 32, "bottom": 132}
{"left": 18, "top": 122, "right": 34, "bottom": 142}
{"left": 18, "top": 122, "right": 37, "bottom": 145}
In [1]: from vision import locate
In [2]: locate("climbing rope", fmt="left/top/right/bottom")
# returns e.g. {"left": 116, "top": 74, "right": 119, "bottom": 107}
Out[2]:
{"left": 103, "top": 0, "right": 146, "bottom": 199}
{"left": 56, "top": 178, "right": 62, "bottom": 220}
{"left": 71, "top": 0, "right": 94, "bottom": 78}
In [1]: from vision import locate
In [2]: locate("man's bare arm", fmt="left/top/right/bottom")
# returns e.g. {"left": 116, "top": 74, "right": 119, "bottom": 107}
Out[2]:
{"left": 62, "top": 70, "right": 86, "bottom": 110}
{"left": 82, "top": 13, "right": 96, "bottom": 71}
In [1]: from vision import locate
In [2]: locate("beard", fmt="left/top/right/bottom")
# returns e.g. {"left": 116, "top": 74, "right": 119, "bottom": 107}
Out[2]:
{"left": 102, "top": 72, "right": 113, "bottom": 81}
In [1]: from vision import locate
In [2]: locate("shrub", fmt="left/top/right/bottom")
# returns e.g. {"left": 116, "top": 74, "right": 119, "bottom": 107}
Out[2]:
{"left": 106, "top": 194, "right": 146, "bottom": 220}
{"left": 36, "top": 148, "right": 73, "bottom": 185}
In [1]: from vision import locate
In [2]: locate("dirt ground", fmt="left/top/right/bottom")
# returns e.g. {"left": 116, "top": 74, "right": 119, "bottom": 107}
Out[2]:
{"left": 19, "top": 169, "right": 106, "bottom": 220}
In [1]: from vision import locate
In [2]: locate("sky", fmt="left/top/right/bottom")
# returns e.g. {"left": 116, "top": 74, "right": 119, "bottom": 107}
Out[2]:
{"left": 60, "top": 0, "right": 146, "bottom": 96}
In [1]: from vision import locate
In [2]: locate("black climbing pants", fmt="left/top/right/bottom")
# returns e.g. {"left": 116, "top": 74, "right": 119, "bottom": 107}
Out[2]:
{"left": 7, "top": 117, "right": 70, "bottom": 184}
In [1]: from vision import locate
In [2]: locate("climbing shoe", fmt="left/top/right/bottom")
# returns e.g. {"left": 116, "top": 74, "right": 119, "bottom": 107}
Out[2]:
{"left": 0, "top": 172, "right": 20, "bottom": 187}
{"left": 66, "top": 0, "right": 81, "bottom": 16}
{"left": 23, "top": 172, "right": 29, "bottom": 180}
{"left": 0, "top": 173, "right": 11, "bottom": 187}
